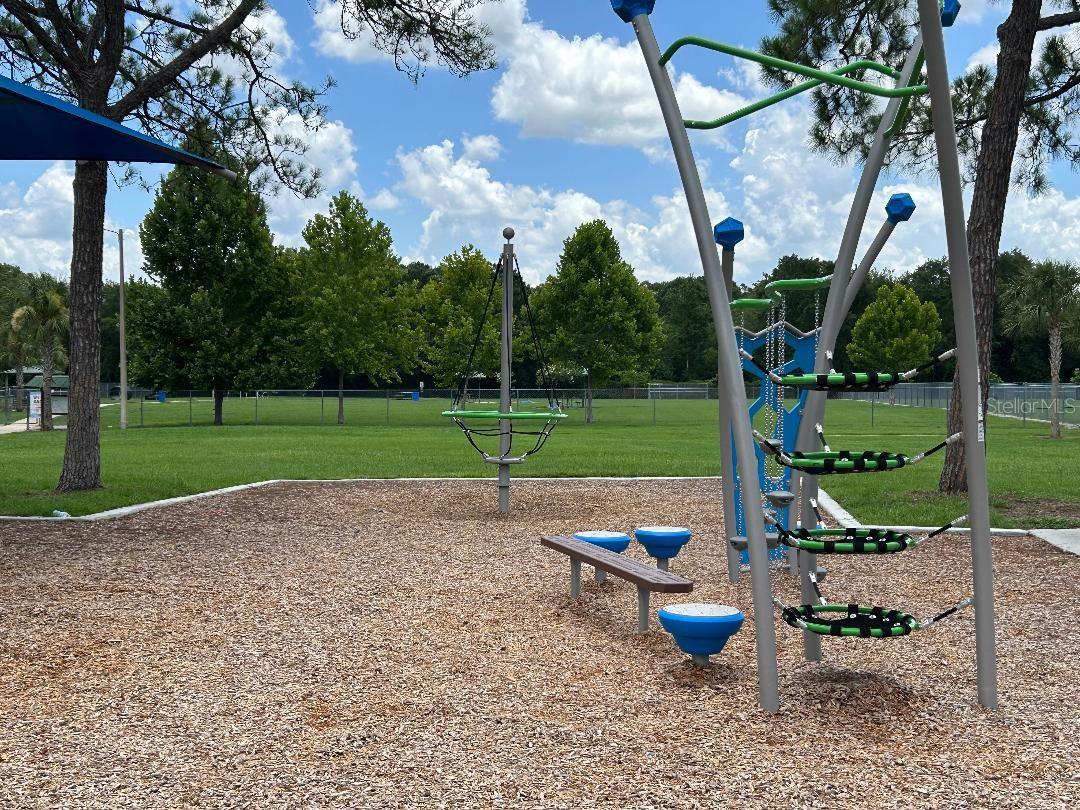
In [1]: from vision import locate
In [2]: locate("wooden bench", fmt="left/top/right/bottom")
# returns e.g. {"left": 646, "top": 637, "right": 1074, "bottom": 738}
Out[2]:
{"left": 541, "top": 535, "right": 694, "bottom": 633}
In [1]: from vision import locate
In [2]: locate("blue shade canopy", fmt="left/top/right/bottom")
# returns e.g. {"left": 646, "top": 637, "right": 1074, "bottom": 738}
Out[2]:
{"left": 0, "top": 74, "right": 236, "bottom": 178}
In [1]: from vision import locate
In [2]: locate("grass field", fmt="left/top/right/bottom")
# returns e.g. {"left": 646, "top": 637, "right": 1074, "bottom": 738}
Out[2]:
{"left": 0, "top": 397, "right": 1077, "bottom": 526}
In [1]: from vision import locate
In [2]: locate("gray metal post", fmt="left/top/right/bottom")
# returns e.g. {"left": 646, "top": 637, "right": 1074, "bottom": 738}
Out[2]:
{"left": 117, "top": 228, "right": 128, "bottom": 431}
{"left": 917, "top": 0, "right": 997, "bottom": 708}
{"left": 793, "top": 38, "right": 926, "bottom": 665}
{"left": 841, "top": 220, "right": 896, "bottom": 316}
{"left": 657, "top": 557, "right": 669, "bottom": 572}
{"left": 631, "top": 12, "right": 779, "bottom": 711}
{"left": 570, "top": 559, "right": 581, "bottom": 598}
{"left": 720, "top": 245, "right": 741, "bottom": 583}
{"left": 595, "top": 568, "right": 608, "bottom": 583}
{"left": 637, "top": 586, "right": 650, "bottom": 633}
{"left": 498, "top": 229, "right": 515, "bottom": 514}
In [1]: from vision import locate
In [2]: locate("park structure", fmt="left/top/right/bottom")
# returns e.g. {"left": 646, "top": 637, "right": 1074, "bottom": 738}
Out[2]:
{"left": 613, "top": 0, "right": 996, "bottom": 713}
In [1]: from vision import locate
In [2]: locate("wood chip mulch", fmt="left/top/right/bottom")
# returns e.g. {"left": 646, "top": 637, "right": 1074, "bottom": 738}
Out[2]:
{"left": 0, "top": 479, "right": 1076, "bottom": 809}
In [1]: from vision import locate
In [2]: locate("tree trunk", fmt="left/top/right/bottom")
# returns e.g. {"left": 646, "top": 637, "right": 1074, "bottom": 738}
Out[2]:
{"left": 40, "top": 346, "right": 54, "bottom": 432}
{"left": 57, "top": 161, "right": 108, "bottom": 491}
{"left": 585, "top": 370, "right": 594, "bottom": 424}
{"left": 1049, "top": 318, "right": 1062, "bottom": 439}
{"left": 214, "top": 388, "right": 224, "bottom": 426}
{"left": 337, "top": 370, "right": 345, "bottom": 425}
{"left": 939, "top": 0, "right": 1043, "bottom": 494}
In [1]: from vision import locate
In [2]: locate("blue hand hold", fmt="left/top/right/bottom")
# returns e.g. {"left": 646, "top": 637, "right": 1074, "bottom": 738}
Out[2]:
{"left": 885, "top": 193, "right": 916, "bottom": 224}
{"left": 941, "top": 0, "right": 961, "bottom": 27}
{"left": 611, "top": 0, "right": 656, "bottom": 24}
{"left": 714, "top": 217, "right": 745, "bottom": 251}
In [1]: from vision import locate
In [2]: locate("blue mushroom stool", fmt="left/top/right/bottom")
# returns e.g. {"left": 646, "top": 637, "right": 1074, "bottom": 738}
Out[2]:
{"left": 658, "top": 603, "right": 745, "bottom": 667}
{"left": 573, "top": 530, "right": 631, "bottom": 582}
{"left": 634, "top": 526, "right": 692, "bottom": 571}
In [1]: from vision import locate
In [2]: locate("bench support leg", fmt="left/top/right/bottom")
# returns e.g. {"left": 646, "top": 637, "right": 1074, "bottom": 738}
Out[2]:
{"left": 657, "top": 558, "right": 670, "bottom": 572}
{"left": 691, "top": 654, "right": 710, "bottom": 668}
{"left": 595, "top": 568, "right": 607, "bottom": 583}
{"left": 570, "top": 559, "right": 581, "bottom": 598}
{"left": 637, "top": 586, "right": 650, "bottom": 633}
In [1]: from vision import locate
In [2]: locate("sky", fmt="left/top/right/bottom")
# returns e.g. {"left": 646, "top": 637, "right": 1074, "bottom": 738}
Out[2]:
{"left": 1, "top": 0, "right": 1079, "bottom": 288}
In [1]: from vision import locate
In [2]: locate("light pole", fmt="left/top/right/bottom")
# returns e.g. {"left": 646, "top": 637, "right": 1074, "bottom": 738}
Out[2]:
{"left": 105, "top": 227, "right": 128, "bottom": 430}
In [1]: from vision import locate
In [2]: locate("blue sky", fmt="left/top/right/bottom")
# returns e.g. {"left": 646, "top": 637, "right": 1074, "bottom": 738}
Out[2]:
{"left": 2, "top": 0, "right": 1078, "bottom": 287}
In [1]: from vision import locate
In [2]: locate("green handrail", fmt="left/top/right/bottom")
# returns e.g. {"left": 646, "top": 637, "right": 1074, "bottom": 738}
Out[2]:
{"left": 885, "top": 50, "right": 926, "bottom": 138}
{"left": 659, "top": 37, "right": 928, "bottom": 131}
{"left": 685, "top": 60, "right": 900, "bottom": 131}
{"left": 731, "top": 274, "right": 833, "bottom": 311}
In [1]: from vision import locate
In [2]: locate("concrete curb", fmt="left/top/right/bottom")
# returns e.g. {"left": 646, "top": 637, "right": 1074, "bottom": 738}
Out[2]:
{"left": 2, "top": 476, "right": 1075, "bottom": 556}
{"left": 0, "top": 476, "right": 725, "bottom": 523}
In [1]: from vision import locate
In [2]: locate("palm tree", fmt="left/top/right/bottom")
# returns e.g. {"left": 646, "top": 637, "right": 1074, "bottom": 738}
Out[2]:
{"left": 1, "top": 271, "right": 31, "bottom": 412}
{"left": 11, "top": 275, "right": 69, "bottom": 431}
{"left": 1001, "top": 261, "right": 1080, "bottom": 440}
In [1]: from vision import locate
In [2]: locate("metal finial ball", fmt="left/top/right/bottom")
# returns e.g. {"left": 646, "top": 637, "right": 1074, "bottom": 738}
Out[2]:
{"left": 503, "top": 227, "right": 515, "bottom": 241}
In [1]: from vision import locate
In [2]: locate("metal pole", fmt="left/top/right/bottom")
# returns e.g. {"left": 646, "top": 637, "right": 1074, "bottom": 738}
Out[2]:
{"left": 498, "top": 229, "right": 515, "bottom": 514}
{"left": 117, "top": 229, "right": 128, "bottom": 430}
{"left": 719, "top": 245, "right": 741, "bottom": 583}
{"left": 631, "top": 12, "right": 779, "bottom": 711}
{"left": 918, "top": 0, "right": 997, "bottom": 708}
{"left": 637, "top": 586, "right": 650, "bottom": 633}
{"left": 841, "top": 220, "right": 896, "bottom": 315}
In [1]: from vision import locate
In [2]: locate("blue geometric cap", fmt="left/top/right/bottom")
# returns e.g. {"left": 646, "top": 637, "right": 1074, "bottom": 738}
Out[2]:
{"left": 612, "top": 0, "right": 656, "bottom": 24}
{"left": 941, "top": 0, "right": 961, "bottom": 27}
{"left": 714, "top": 217, "right": 745, "bottom": 251}
{"left": 885, "top": 193, "right": 916, "bottom": 224}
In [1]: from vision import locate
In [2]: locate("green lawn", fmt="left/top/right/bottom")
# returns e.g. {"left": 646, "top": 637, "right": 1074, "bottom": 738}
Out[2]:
{"left": 0, "top": 397, "right": 1076, "bottom": 528}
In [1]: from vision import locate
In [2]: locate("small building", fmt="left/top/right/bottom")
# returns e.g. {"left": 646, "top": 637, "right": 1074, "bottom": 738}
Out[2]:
{"left": 25, "top": 374, "right": 69, "bottom": 415}
{"left": 3, "top": 366, "right": 43, "bottom": 390}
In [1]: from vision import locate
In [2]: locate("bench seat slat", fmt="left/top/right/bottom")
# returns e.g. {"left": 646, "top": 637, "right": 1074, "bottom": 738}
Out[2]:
{"left": 541, "top": 535, "right": 693, "bottom": 593}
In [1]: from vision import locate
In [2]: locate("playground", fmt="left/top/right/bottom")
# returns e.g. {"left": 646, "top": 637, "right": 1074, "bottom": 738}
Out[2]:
{"left": 0, "top": 478, "right": 1074, "bottom": 806}
{"left": 1, "top": 0, "right": 1079, "bottom": 805}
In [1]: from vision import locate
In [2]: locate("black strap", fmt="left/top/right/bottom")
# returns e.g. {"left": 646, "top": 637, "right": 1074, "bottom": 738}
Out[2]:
{"left": 453, "top": 261, "right": 502, "bottom": 410}
{"left": 514, "top": 256, "right": 561, "bottom": 411}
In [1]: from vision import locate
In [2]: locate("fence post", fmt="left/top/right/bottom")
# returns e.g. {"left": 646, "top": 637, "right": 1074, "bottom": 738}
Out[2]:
{"left": 653, "top": 395, "right": 657, "bottom": 426}
{"left": 189, "top": 392, "right": 193, "bottom": 427}
{"left": 386, "top": 389, "right": 391, "bottom": 425}
{"left": 140, "top": 395, "right": 144, "bottom": 427}
{"left": 255, "top": 391, "right": 259, "bottom": 426}
{"left": 871, "top": 398, "right": 874, "bottom": 427}
{"left": 320, "top": 390, "right": 325, "bottom": 425}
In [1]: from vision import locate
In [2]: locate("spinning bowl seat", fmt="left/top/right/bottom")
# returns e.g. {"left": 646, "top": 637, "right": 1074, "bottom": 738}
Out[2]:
{"left": 634, "top": 526, "right": 693, "bottom": 561}
{"left": 659, "top": 603, "right": 744, "bottom": 663}
{"left": 573, "top": 530, "right": 632, "bottom": 554}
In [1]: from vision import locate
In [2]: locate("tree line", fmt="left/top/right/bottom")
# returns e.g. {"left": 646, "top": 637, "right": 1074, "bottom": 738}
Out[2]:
{"left": 5, "top": 162, "right": 1078, "bottom": 437}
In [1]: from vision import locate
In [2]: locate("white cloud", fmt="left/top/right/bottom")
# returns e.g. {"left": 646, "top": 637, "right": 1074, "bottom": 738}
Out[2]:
{"left": 462, "top": 134, "right": 503, "bottom": 162}
{"left": 0, "top": 162, "right": 143, "bottom": 283}
{"left": 966, "top": 40, "right": 1000, "bottom": 71}
{"left": 264, "top": 114, "right": 361, "bottom": 244}
{"left": 368, "top": 188, "right": 401, "bottom": 210}
{"left": 392, "top": 135, "right": 735, "bottom": 283}
{"left": 490, "top": 17, "right": 748, "bottom": 150}
{"left": 312, "top": 0, "right": 524, "bottom": 66}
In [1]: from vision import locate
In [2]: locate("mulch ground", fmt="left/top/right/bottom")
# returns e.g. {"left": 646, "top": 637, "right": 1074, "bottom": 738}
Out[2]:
{"left": 0, "top": 479, "right": 1076, "bottom": 809}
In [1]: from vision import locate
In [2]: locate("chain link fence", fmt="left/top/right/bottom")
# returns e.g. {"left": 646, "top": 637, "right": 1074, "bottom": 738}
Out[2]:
{"left": 834, "top": 382, "right": 1080, "bottom": 426}
{"left": 6, "top": 381, "right": 1077, "bottom": 430}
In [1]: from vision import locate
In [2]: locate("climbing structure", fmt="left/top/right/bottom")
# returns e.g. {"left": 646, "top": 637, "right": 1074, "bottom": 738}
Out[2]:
{"left": 612, "top": 0, "right": 997, "bottom": 712}
{"left": 443, "top": 228, "right": 566, "bottom": 513}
